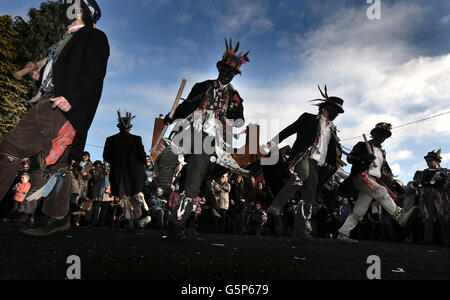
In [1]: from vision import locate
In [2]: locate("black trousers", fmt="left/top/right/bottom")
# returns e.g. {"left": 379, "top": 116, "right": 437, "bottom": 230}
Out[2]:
{"left": 184, "top": 153, "right": 212, "bottom": 199}
{"left": 91, "top": 201, "right": 110, "bottom": 227}
{"left": 269, "top": 158, "right": 320, "bottom": 211}
{"left": 0, "top": 95, "right": 72, "bottom": 217}
{"left": 181, "top": 129, "right": 227, "bottom": 210}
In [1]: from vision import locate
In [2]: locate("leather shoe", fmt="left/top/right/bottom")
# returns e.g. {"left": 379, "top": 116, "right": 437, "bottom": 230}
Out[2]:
{"left": 395, "top": 206, "right": 419, "bottom": 228}
{"left": 267, "top": 207, "right": 283, "bottom": 236}
{"left": 337, "top": 233, "right": 358, "bottom": 244}
{"left": 16, "top": 213, "right": 33, "bottom": 228}
{"left": 20, "top": 216, "right": 70, "bottom": 237}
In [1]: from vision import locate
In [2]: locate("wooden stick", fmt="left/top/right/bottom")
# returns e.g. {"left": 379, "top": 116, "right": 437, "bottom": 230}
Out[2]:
{"left": 150, "top": 79, "right": 187, "bottom": 154}
{"left": 13, "top": 58, "right": 47, "bottom": 80}
{"left": 363, "top": 134, "right": 377, "bottom": 168}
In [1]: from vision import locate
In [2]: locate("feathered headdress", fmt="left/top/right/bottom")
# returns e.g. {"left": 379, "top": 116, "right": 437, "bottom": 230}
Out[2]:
{"left": 309, "top": 85, "right": 345, "bottom": 113}
{"left": 218, "top": 38, "right": 251, "bottom": 74}
{"left": 117, "top": 110, "right": 135, "bottom": 130}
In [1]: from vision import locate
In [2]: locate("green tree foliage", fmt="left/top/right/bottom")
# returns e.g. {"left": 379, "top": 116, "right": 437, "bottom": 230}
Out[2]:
{"left": 13, "top": 1, "right": 67, "bottom": 98}
{"left": 0, "top": 1, "right": 66, "bottom": 139}
{"left": 14, "top": 1, "right": 66, "bottom": 65}
{"left": 0, "top": 15, "right": 28, "bottom": 140}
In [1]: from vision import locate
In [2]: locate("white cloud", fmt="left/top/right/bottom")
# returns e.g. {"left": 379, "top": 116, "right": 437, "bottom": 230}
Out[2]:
{"left": 90, "top": 1, "right": 449, "bottom": 183}
{"left": 203, "top": 0, "right": 273, "bottom": 35}
{"left": 231, "top": 1, "right": 449, "bottom": 184}
{"left": 442, "top": 153, "right": 450, "bottom": 164}
{"left": 389, "top": 150, "right": 414, "bottom": 162}
{"left": 390, "top": 163, "right": 403, "bottom": 177}
{"left": 441, "top": 15, "right": 450, "bottom": 25}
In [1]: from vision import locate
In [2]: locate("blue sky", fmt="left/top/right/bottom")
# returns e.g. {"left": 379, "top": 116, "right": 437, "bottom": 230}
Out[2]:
{"left": 2, "top": 0, "right": 450, "bottom": 184}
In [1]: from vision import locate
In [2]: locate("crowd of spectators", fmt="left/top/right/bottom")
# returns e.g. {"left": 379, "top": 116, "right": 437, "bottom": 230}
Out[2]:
{"left": 0, "top": 152, "right": 448, "bottom": 246}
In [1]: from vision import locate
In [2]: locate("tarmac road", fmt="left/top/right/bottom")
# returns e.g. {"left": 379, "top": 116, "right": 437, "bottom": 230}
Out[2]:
{"left": 0, "top": 223, "right": 448, "bottom": 281}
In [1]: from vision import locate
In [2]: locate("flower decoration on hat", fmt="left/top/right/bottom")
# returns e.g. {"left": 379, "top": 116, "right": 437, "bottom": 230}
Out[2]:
{"left": 219, "top": 38, "right": 251, "bottom": 74}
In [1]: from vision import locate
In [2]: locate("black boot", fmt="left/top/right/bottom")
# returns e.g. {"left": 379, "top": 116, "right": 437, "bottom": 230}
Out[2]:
{"left": 267, "top": 207, "right": 284, "bottom": 237}
{"left": 16, "top": 213, "right": 33, "bottom": 228}
{"left": 20, "top": 216, "right": 70, "bottom": 237}
{"left": 168, "top": 221, "right": 187, "bottom": 242}
{"left": 126, "top": 220, "right": 136, "bottom": 232}
{"left": 292, "top": 209, "right": 313, "bottom": 241}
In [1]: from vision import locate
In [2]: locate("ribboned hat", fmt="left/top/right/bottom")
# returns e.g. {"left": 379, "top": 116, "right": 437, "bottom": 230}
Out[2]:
{"left": 370, "top": 122, "right": 393, "bottom": 139}
{"left": 117, "top": 111, "right": 135, "bottom": 130}
{"left": 217, "top": 38, "right": 251, "bottom": 75}
{"left": 309, "top": 85, "right": 345, "bottom": 114}
{"left": 424, "top": 149, "right": 442, "bottom": 163}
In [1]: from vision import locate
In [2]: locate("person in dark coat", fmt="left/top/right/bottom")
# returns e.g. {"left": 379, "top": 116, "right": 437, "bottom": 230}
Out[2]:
{"left": 163, "top": 38, "right": 250, "bottom": 240}
{"left": 420, "top": 150, "right": 449, "bottom": 245}
{"left": 337, "top": 123, "right": 419, "bottom": 244}
{"left": 103, "top": 111, "right": 147, "bottom": 231}
{"left": 265, "top": 85, "right": 345, "bottom": 240}
{"left": 230, "top": 175, "right": 248, "bottom": 235}
{"left": 0, "top": 0, "right": 109, "bottom": 236}
{"left": 90, "top": 160, "right": 106, "bottom": 227}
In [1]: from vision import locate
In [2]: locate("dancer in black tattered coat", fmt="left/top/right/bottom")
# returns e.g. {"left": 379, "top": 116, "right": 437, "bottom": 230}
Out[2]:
{"left": 103, "top": 112, "right": 147, "bottom": 231}
{"left": 265, "top": 86, "right": 345, "bottom": 240}
{"left": 0, "top": 0, "right": 109, "bottom": 236}
{"left": 420, "top": 150, "right": 449, "bottom": 245}
{"left": 163, "top": 38, "right": 250, "bottom": 240}
{"left": 337, "top": 123, "right": 419, "bottom": 244}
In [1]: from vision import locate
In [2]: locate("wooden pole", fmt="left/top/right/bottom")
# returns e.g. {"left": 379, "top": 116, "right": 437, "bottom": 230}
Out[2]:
{"left": 13, "top": 58, "right": 47, "bottom": 80}
{"left": 150, "top": 79, "right": 187, "bottom": 154}
{"left": 363, "top": 134, "right": 377, "bottom": 168}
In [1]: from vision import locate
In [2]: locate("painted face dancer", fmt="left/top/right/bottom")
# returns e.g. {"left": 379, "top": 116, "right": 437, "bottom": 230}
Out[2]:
{"left": 266, "top": 86, "right": 345, "bottom": 240}
{"left": 0, "top": 0, "right": 109, "bottom": 236}
{"left": 103, "top": 112, "right": 148, "bottom": 232}
{"left": 163, "top": 38, "right": 250, "bottom": 241}
{"left": 337, "top": 123, "right": 419, "bottom": 244}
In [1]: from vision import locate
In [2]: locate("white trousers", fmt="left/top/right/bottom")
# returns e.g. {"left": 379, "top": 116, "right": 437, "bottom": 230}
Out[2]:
{"left": 339, "top": 175, "right": 398, "bottom": 236}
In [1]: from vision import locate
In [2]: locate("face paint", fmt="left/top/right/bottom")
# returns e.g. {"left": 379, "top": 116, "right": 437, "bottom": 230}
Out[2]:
{"left": 325, "top": 106, "right": 340, "bottom": 121}
{"left": 372, "top": 133, "right": 387, "bottom": 146}
{"left": 218, "top": 64, "right": 237, "bottom": 85}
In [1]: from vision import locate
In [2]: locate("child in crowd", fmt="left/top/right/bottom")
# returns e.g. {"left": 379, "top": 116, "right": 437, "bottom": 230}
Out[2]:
{"left": 7, "top": 173, "right": 31, "bottom": 220}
